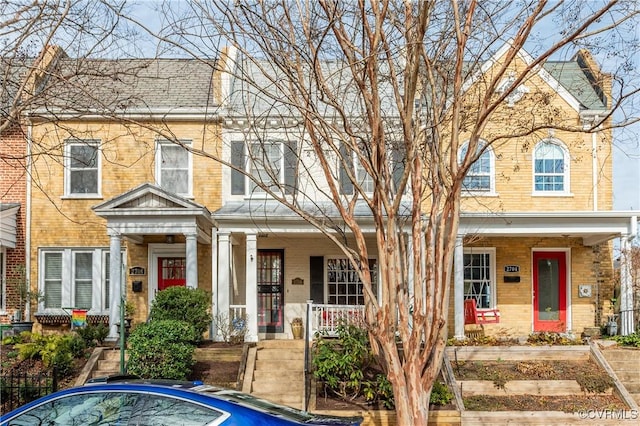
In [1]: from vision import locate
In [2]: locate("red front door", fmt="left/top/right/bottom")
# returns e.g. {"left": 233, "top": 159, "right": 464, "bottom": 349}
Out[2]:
{"left": 158, "top": 257, "right": 186, "bottom": 291}
{"left": 533, "top": 251, "right": 567, "bottom": 332}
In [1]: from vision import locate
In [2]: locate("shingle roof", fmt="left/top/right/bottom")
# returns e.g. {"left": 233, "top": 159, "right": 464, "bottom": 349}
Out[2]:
{"left": 35, "top": 58, "right": 220, "bottom": 114}
{"left": 544, "top": 61, "right": 607, "bottom": 110}
{"left": 226, "top": 52, "right": 609, "bottom": 120}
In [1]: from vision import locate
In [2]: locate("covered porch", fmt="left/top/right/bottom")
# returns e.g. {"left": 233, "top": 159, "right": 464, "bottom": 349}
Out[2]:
{"left": 217, "top": 208, "right": 638, "bottom": 342}
{"left": 93, "top": 183, "right": 214, "bottom": 340}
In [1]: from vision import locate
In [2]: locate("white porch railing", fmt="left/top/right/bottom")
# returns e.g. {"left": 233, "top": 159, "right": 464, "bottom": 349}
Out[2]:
{"left": 229, "top": 304, "right": 247, "bottom": 328}
{"left": 306, "top": 302, "right": 365, "bottom": 339}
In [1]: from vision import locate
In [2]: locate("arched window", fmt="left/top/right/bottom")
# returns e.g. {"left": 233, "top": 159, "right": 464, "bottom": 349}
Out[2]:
{"left": 459, "top": 140, "right": 495, "bottom": 193}
{"left": 533, "top": 140, "right": 569, "bottom": 193}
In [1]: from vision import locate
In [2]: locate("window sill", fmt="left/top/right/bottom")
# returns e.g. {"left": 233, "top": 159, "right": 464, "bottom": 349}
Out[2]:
{"left": 61, "top": 194, "right": 103, "bottom": 200}
{"left": 34, "top": 313, "right": 110, "bottom": 326}
{"left": 531, "top": 192, "right": 574, "bottom": 197}
{"left": 462, "top": 191, "right": 498, "bottom": 197}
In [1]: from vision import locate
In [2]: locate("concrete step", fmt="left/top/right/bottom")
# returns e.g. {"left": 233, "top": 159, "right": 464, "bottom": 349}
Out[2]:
{"left": 251, "top": 380, "right": 304, "bottom": 394}
{"left": 255, "top": 348, "right": 304, "bottom": 361}
{"left": 253, "top": 370, "right": 303, "bottom": 381}
{"left": 604, "top": 359, "right": 639, "bottom": 371}
{"left": 613, "top": 371, "right": 640, "bottom": 382}
{"left": 602, "top": 348, "right": 640, "bottom": 362}
{"left": 254, "top": 359, "right": 304, "bottom": 371}
{"left": 257, "top": 339, "right": 306, "bottom": 350}
{"left": 101, "top": 350, "right": 127, "bottom": 361}
{"left": 625, "top": 383, "right": 640, "bottom": 393}
{"left": 97, "top": 360, "right": 121, "bottom": 370}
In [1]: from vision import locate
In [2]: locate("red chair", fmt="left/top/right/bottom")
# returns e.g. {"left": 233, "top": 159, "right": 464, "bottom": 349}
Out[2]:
{"left": 464, "top": 299, "right": 500, "bottom": 325}
{"left": 464, "top": 299, "right": 500, "bottom": 339}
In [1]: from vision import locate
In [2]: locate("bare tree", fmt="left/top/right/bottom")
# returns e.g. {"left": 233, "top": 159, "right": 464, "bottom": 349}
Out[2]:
{"left": 124, "top": 1, "right": 640, "bottom": 423}
{"left": 5, "top": 0, "right": 639, "bottom": 423}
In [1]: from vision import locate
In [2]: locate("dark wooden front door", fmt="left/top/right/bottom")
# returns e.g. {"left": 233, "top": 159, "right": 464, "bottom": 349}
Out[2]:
{"left": 158, "top": 257, "right": 186, "bottom": 291}
{"left": 257, "top": 250, "right": 284, "bottom": 333}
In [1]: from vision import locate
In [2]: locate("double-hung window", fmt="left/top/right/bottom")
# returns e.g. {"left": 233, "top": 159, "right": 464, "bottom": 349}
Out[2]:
{"left": 40, "top": 248, "right": 114, "bottom": 313}
{"left": 354, "top": 155, "right": 374, "bottom": 194}
{"left": 230, "top": 140, "right": 297, "bottom": 197}
{"left": 326, "top": 257, "right": 377, "bottom": 305}
{"left": 463, "top": 248, "right": 496, "bottom": 309}
{"left": 156, "top": 140, "right": 192, "bottom": 196}
{"left": 64, "top": 139, "right": 100, "bottom": 196}
{"left": 533, "top": 140, "right": 569, "bottom": 193}
{"left": 249, "top": 142, "right": 282, "bottom": 194}
{"left": 459, "top": 140, "right": 495, "bottom": 194}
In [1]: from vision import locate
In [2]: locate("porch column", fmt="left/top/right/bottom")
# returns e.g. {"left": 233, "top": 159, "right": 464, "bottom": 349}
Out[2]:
{"left": 454, "top": 235, "right": 465, "bottom": 340}
{"left": 217, "top": 232, "right": 231, "bottom": 341}
{"left": 620, "top": 237, "right": 635, "bottom": 335}
{"left": 245, "top": 233, "right": 258, "bottom": 342}
{"left": 211, "top": 230, "right": 218, "bottom": 339}
{"left": 108, "top": 231, "right": 122, "bottom": 341}
{"left": 185, "top": 232, "right": 198, "bottom": 289}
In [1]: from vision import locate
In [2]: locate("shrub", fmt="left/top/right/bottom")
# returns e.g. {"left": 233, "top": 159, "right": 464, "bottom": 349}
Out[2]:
{"left": 611, "top": 332, "right": 640, "bottom": 347}
{"left": 313, "top": 323, "right": 393, "bottom": 408}
{"left": 127, "top": 320, "right": 196, "bottom": 380}
{"left": 75, "top": 324, "right": 109, "bottom": 347}
{"left": 14, "top": 333, "right": 76, "bottom": 375}
{"left": 430, "top": 381, "right": 454, "bottom": 406}
{"left": 149, "top": 287, "right": 211, "bottom": 343}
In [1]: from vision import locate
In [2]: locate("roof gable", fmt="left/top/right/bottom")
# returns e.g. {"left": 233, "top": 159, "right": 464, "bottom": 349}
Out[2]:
{"left": 461, "top": 39, "right": 594, "bottom": 113}
{"left": 93, "top": 183, "right": 209, "bottom": 214}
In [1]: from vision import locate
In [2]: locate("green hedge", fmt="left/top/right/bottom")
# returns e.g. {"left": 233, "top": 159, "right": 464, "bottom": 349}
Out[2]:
{"left": 126, "top": 320, "right": 196, "bottom": 380}
{"left": 149, "top": 287, "right": 211, "bottom": 343}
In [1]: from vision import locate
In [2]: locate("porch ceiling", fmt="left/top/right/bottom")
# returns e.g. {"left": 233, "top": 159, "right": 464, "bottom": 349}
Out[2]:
{"left": 213, "top": 202, "right": 639, "bottom": 246}
{"left": 0, "top": 203, "right": 20, "bottom": 248}
{"left": 459, "top": 211, "right": 639, "bottom": 246}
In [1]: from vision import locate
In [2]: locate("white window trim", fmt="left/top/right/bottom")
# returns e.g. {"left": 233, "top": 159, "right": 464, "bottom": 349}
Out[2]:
{"left": 459, "top": 140, "right": 497, "bottom": 197}
{"left": 155, "top": 139, "right": 193, "bottom": 197}
{"left": 531, "top": 138, "right": 572, "bottom": 196}
{"left": 324, "top": 255, "right": 379, "bottom": 305}
{"left": 463, "top": 247, "right": 497, "bottom": 309}
{"left": 38, "top": 248, "right": 112, "bottom": 315}
{"left": 245, "top": 141, "right": 285, "bottom": 198}
{"left": 63, "top": 139, "right": 102, "bottom": 198}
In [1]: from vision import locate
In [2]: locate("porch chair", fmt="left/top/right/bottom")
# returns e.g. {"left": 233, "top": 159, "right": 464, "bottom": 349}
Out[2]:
{"left": 463, "top": 299, "right": 500, "bottom": 339}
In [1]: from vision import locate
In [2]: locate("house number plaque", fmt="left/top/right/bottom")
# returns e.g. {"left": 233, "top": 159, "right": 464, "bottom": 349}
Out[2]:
{"left": 504, "top": 265, "right": 519, "bottom": 273}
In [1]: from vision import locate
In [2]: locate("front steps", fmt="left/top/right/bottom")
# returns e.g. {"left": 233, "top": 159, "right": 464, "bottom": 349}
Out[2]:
{"left": 243, "top": 339, "right": 306, "bottom": 409}
{"left": 601, "top": 346, "right": 640, "bottom": 405}
{"left": 93, "top": 348, "right": 125, "bottom": 378}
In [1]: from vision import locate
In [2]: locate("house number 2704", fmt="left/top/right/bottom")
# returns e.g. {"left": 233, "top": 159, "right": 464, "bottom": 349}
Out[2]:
{"left": 504, "top": 265, "right": 519, "bottom": 273}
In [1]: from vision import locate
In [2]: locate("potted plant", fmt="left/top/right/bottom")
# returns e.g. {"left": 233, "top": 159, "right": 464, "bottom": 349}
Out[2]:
{"left": 9, "top": 264, "right": 44, "bottom": 333}
{"left": 117, "top": 300, "right": 135, "bottom": 337}
{"left": 291, "top": 317, "right": 304, "bottom": 339}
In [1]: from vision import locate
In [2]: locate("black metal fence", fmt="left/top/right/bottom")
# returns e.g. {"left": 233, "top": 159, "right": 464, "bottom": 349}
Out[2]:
{"left": 0, "top": 368, "right": 58, "bottom": 414}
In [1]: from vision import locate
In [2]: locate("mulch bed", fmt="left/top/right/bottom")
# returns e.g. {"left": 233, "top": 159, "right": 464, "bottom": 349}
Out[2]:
{"left": 464, "top": 394, "right": 626, "bottom": 411}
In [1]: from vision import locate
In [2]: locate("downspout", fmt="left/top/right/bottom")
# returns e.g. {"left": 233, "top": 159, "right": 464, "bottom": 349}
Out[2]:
{"left": 591, "top": 116, "right": 599, "bottom": 212}
{"left": 25, "top": 114, "right": 33, "bottom": 320}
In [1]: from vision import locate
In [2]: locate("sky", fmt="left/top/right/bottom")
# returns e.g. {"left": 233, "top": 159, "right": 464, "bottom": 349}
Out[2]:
{"left": 126, "top": 1, "right": 640, "bottom": 211}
